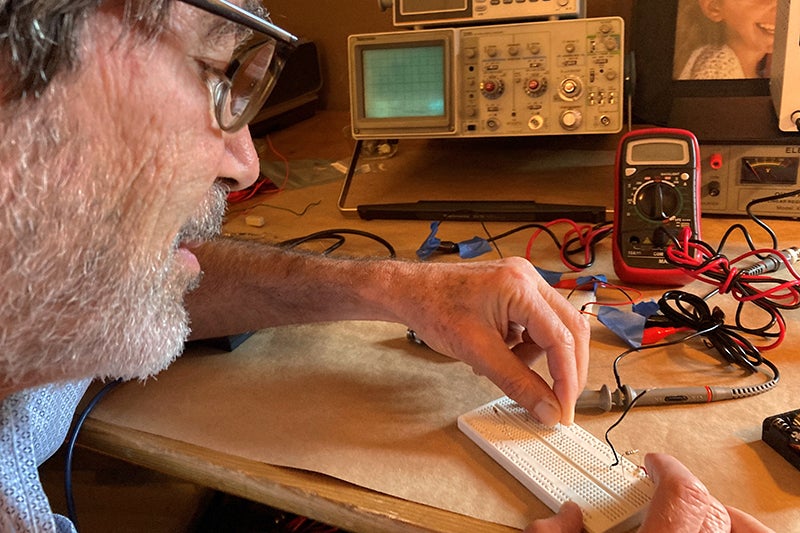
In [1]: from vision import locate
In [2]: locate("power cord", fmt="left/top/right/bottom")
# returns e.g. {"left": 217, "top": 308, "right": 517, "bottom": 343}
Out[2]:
{"left": 423, "top": 219, "right": 613, "bottom": 269}
{"left": 278, "top": 228, "right": 396, "bottom": 258}
{"left": 64, "top": 378, "right": 123, "bottom": 529}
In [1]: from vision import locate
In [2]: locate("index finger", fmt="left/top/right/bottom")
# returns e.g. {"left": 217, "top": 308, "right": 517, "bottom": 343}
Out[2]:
{"left": 517, "top": 277, "right": 591, "bottom": 425}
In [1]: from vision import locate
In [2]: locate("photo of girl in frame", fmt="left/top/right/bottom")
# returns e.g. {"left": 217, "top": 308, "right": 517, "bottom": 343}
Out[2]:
{"left": 674, "top": 0, "right": 777, "bottom": 80}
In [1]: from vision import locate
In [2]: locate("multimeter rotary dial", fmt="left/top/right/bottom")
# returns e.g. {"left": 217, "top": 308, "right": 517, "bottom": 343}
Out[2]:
{"left": 632, "top": 180, "right": 682, "bottom": 221}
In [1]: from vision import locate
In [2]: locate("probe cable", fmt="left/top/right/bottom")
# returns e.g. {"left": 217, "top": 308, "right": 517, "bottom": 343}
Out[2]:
{"left": 611, "top": 292, "right": 780, "bottom": 404}
{"left": 579, "top": 292, "right": 781, "bottom": 413}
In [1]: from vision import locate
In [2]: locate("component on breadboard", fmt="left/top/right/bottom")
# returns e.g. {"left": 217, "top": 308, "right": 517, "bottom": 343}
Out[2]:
{"left": 458, "top": 397, "right": 654, "bottom": 533}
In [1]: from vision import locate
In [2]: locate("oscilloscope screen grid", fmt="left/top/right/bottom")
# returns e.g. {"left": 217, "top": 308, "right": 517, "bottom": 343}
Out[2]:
{"left": 361, "top": 44, "right": 447, "bottom": 119}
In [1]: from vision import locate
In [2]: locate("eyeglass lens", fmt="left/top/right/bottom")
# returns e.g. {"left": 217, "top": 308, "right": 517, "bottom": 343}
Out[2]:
{"left": 217, "top": 38, "right": 285, "bottom": 131}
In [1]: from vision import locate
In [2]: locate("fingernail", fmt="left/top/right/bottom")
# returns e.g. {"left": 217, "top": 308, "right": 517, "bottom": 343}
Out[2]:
{"left": 533, "top": 399, "right": 561, "bottom": 427}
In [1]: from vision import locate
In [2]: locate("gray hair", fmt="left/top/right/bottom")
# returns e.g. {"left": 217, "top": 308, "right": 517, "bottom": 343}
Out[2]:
{"left": 0, "top": 0, "right": 171, "bottom": 101}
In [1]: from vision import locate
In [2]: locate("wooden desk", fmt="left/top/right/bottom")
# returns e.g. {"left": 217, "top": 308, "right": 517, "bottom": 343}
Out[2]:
{"left": 80, "top": 113, "right": 800, "bottom": 532}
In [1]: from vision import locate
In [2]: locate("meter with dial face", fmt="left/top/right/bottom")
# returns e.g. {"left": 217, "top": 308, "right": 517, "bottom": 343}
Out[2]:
{"left": 740, "top": 157, "right": 800, "bottom": 185}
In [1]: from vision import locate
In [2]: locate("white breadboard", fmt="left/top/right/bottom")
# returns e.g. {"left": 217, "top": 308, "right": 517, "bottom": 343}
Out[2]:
{"left": 458, "top": 397, "right": 654, "bottom": 533}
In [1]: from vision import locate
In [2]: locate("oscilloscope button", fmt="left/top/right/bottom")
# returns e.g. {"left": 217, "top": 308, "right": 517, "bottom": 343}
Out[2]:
{"left": 603, "top": 36, "right": 618, "bottom": 51}
{"left": 528, "top": 115, "right": 545, "bottom": 130}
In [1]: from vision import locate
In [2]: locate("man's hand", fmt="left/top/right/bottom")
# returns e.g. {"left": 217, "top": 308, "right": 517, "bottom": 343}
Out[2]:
{"left": 523, "top": 453, "right": 774, "bottom": 532}
{"left": 400, "top": 257, "right": 590, "bottom": 426}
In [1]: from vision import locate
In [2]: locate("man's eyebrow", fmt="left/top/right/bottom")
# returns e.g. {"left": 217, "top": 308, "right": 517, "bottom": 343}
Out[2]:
{"left": 201, "top": 14, "right": 253, "bottom": 50}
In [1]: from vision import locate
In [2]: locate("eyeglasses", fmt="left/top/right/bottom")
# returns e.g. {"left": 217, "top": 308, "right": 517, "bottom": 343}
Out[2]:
{"left": 178, "top": 0, "right": 299, "bottom": 132}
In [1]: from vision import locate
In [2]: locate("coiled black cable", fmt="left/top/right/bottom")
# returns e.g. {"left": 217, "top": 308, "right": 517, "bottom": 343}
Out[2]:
{"left": 658, "top": 291, "right": 765, "bottom": 373}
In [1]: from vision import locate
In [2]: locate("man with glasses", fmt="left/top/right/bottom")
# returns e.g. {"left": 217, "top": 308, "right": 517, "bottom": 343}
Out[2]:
{"left": 0, "top": 0, "right": 770, "bottom": 531}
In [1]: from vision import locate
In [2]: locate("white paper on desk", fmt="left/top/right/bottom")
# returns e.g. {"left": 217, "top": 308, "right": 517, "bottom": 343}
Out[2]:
{"left": 90, "top": 321, "right": 549, "bottom": 528}
{"left": 90, "top": 320, "right": 800, "bottom": 531}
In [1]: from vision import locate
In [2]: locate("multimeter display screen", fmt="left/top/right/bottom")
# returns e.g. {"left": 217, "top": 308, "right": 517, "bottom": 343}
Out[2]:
{"left": 627, "top": 139, "right": 690, "bottom": 165}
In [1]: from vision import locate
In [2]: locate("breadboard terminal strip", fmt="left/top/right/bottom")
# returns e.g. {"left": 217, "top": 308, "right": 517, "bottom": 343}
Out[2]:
{"left": 458, "top": 397, "right": 654, "bottom": 533}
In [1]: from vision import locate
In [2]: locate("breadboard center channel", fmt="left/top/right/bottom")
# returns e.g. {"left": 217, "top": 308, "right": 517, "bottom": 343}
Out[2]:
{"left": 458, "top": 397, "right": 654, "bottom": 533}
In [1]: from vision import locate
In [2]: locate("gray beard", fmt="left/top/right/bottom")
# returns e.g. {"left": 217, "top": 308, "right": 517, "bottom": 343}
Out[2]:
{"left": 0, "top": 108, "right": 229, "bottom": 392}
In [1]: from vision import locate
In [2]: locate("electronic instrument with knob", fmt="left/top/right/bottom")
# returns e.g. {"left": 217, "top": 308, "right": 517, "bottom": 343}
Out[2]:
{"left": 700, "top": 144, "right": 800, "bottom": 217}
{"left": 379, "top": 0, "right": 585, "bottom": 28}
{"left": 613, "top": 128, "right": 702, "bottom": 286}
{"left": 348, "top": 16, "right": 624, "bottom": 139}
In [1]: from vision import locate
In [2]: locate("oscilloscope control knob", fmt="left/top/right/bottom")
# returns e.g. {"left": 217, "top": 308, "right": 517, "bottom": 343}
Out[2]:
{"left": 480, "top": 79, "right": 505, "bottom": 99}
{"left": 603, "top": 36, "right": 618, "bottom": 51}
{"left": 559, "top": 77, "right": 582, "bottom": 101}
{"left": 634, "top": 181, "right": 682, "bottom": 221}
{"left": 524, "top": 78, "right": 548, "bottom": 97}
{"left": 559, "top": 109, "right": 582, "bottom": 130}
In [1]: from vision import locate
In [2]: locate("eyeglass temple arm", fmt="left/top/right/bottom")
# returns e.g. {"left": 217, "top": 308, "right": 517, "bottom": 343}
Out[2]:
{"left": 179, "top": 0, "right": 299, "bottom": 45}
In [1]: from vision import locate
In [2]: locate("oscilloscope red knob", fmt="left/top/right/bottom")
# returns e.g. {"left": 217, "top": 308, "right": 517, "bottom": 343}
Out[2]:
{"left": 480, "top": 79, "right": 505, "bottom": 99}
{"left": 524, "top": 78, "right": 548, "bottom": 97}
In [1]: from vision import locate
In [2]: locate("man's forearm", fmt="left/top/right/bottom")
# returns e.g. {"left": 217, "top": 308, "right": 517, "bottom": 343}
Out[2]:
{"left": 185, "top": 237, "right": 591, "bottom": 426}
{"left": 185, "top": 237, "right": 416, "bottom": 339}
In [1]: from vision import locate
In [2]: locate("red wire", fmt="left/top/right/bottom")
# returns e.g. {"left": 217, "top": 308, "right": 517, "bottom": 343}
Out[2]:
{"left": 665, "top": 230, "right": 800, "bottom": 350}
{"left": 525, "top": 218, "right": 605, "bottom": 272}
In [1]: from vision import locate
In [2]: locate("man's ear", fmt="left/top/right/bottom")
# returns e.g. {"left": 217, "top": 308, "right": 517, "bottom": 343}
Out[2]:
{"left": 698, "top": 0, "right": 724, "bottom": 22}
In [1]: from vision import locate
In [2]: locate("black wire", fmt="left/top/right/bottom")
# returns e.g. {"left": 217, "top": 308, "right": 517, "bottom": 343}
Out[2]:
{"left": 485, "top": 222, "right": 563, "bottom": 249}
{"left": 278, "top": 228, "right": 396, "bottom": 258}
{"left": 612, "top": 327, "right": 713, "bottom": 391}
{"left": 716, "top": 223, "right": 765, "bottom": 258}
{"left": 473, "top": 220, "right": 612, "bottom": 268}
{"left": 561, "top": 222, "right": 613, "bottom": 270}
{"left": 663, "top": 205, "right": 800, "bottom": 336}
{"left": 744, "top": 190, "right": 800, "bottom": 249}
{"left": 658, "top": 291, "right": 766, "bottom": 373}
{"left": 605, "top": 390, "right": 648, "bottom": 467}
{"left": 65, "top": 378, "right": 123, "bottom": 529}
{"left": 479, "top": 220, "right": 503, "bottom": 258}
